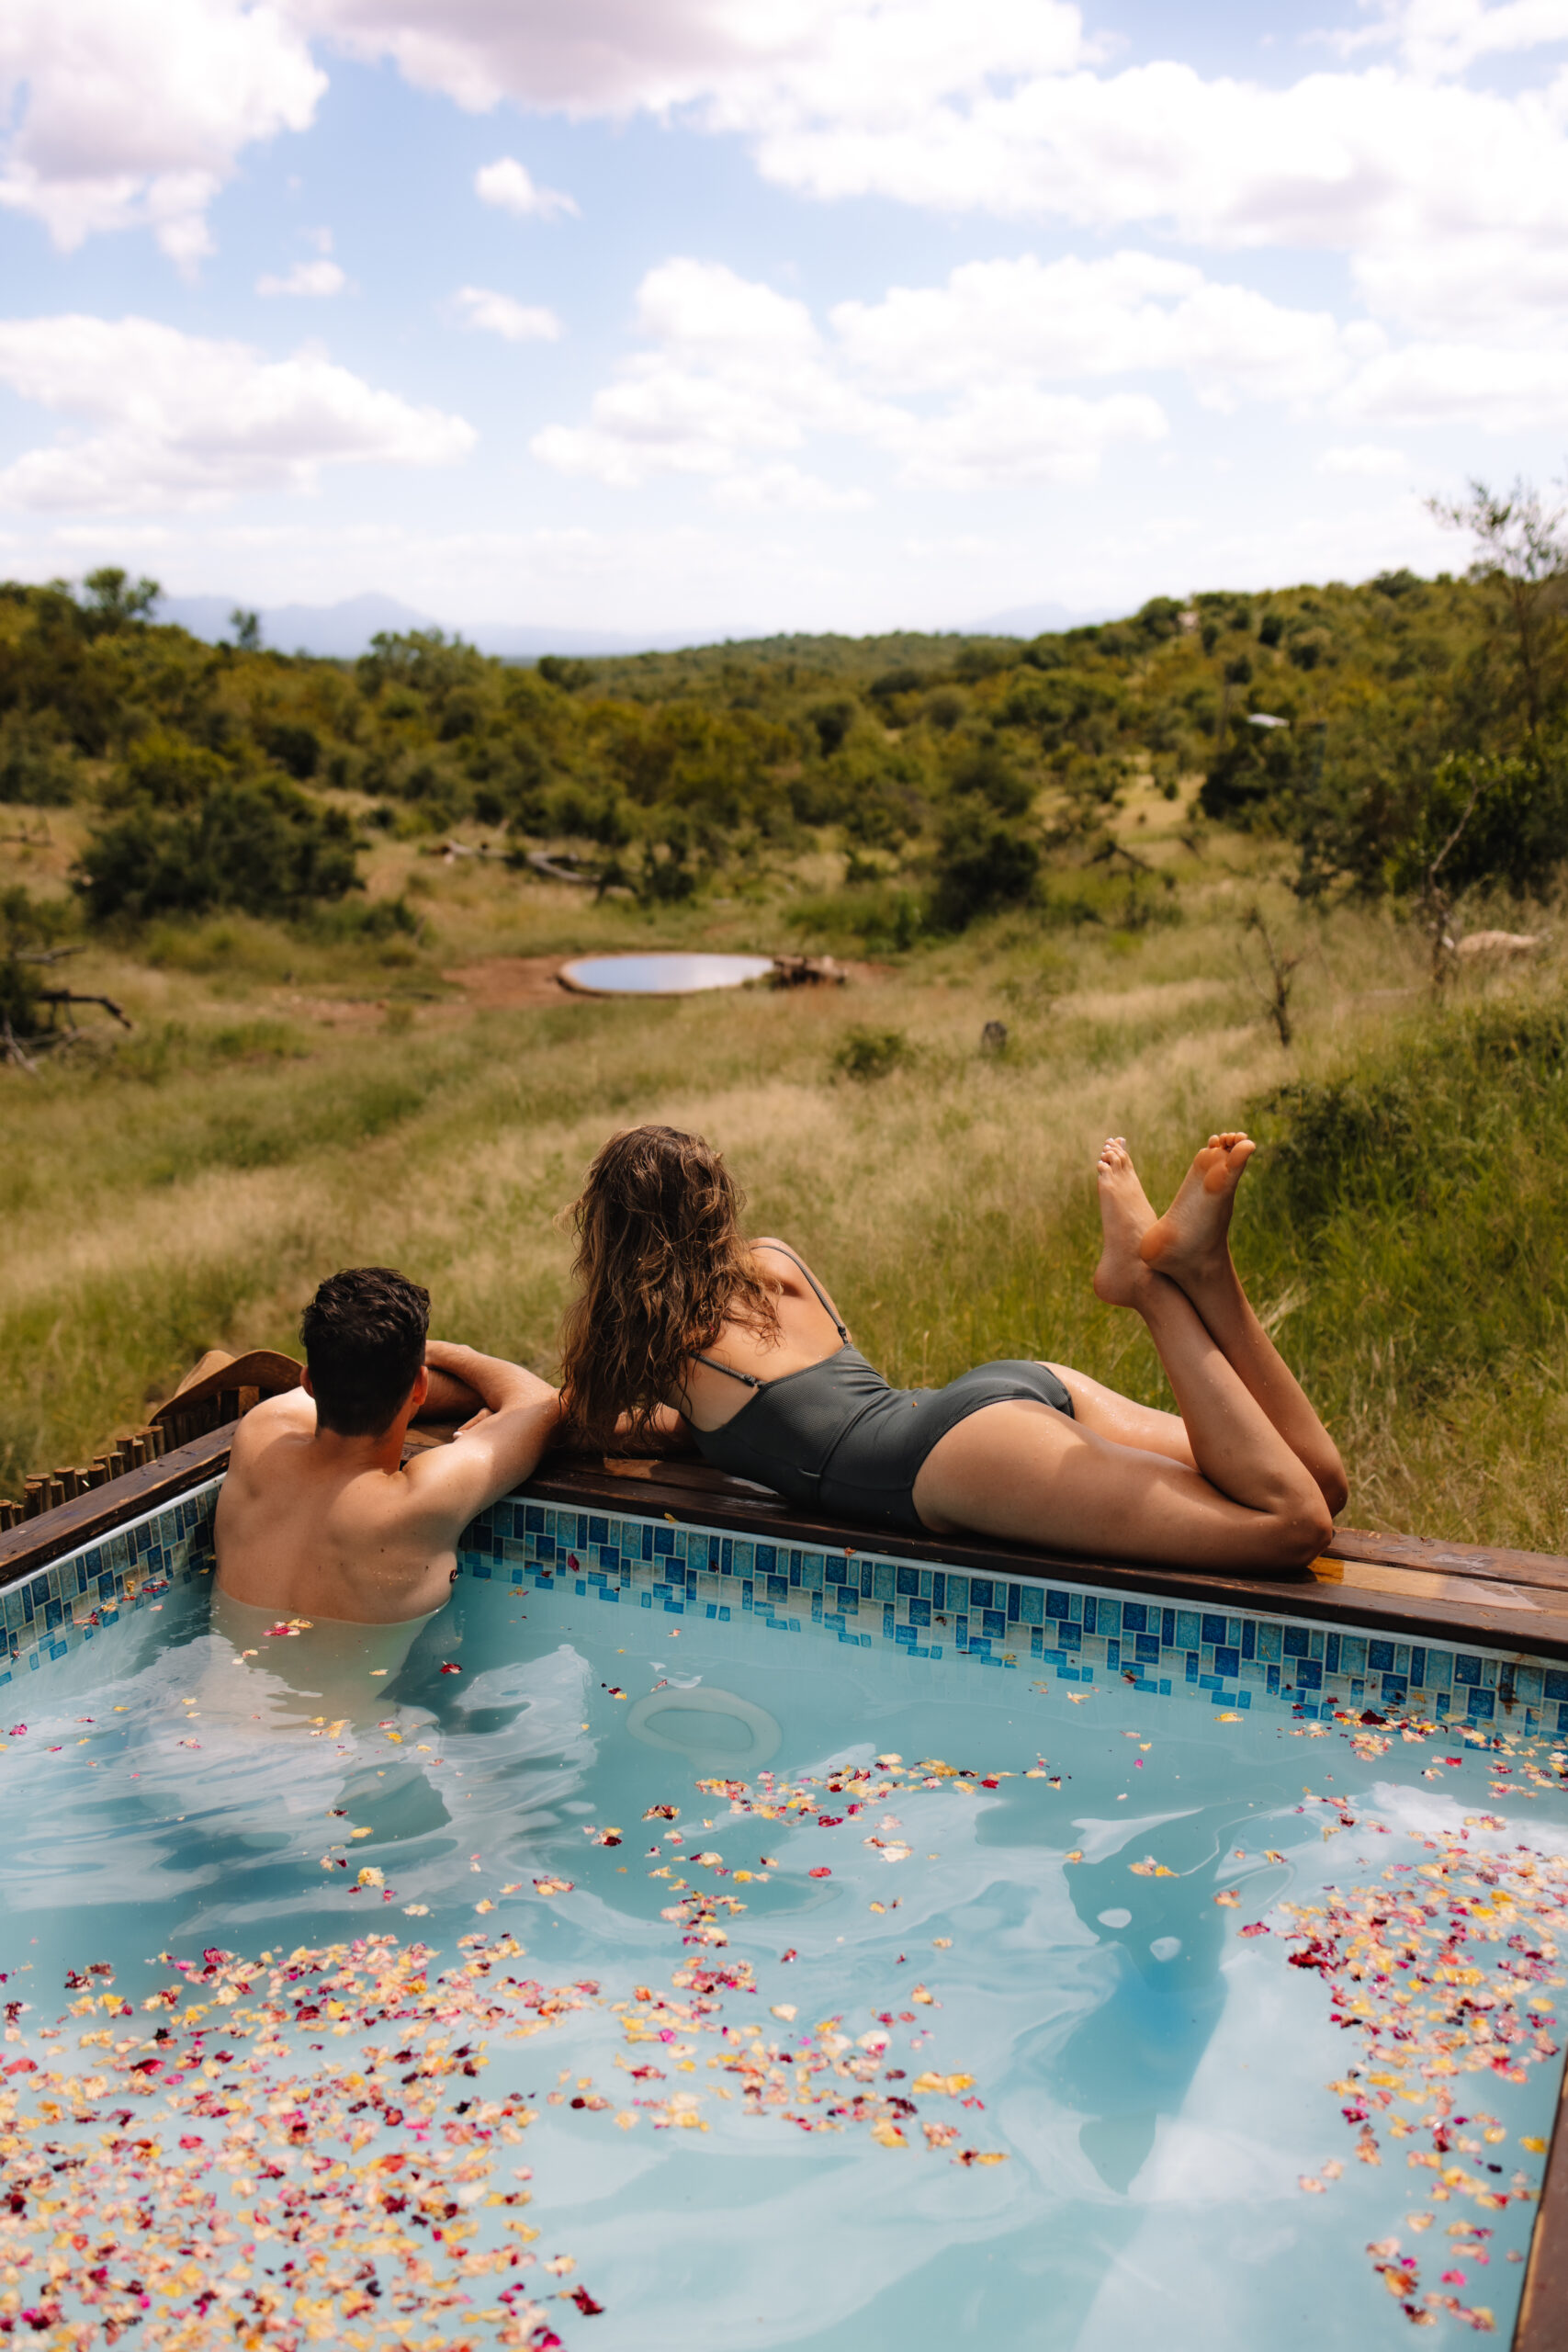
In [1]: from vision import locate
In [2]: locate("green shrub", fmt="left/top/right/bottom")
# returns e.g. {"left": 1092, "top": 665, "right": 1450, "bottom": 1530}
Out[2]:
{"left": 258, "top": 720, "right": 321, "bottom": 780}
{"left": 0, "top": 711, "right": 76, "bottom": 805}
{"left": 106, "top": 728, "right": 230, "bottom": 810}
{"left": 786, "top": 883, "right": 924, "bottom": 952}
{"left": 931, "top": 805, "right": 1040, "bottom": 929}
{"left": 304, "top": 895, "right": 422, "bottom": 944}
{"left": 1246, "top": 990, "right": 1568, "bottom": 1406}
{"left": 76, "top": 780, "right": 360, "bottom": 923}
{"left": 833, "top": 1024, "right": 911, "bottom": 1080}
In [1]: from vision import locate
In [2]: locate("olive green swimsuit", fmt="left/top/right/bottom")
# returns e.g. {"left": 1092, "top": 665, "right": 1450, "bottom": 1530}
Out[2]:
{"left": 687, "top": 1247, "right": 1073, "bottom": 1532}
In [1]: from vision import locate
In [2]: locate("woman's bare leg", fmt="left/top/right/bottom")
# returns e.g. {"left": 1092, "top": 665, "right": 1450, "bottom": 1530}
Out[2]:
{"left": 1141, "top": 1132, "right": 1348, "bottom": 1513}
{"left": 912, "top": 1142, "right": 1334, "bottom": 1572}
{"left": 1040, "top": 1138, "right": 1196, "bottom": 1468}
{"left": 1046, "top": 1365, "right": 1195, "bottom": 1468}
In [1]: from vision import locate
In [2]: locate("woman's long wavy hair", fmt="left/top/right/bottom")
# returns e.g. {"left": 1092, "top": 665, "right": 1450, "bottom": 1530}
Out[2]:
{"left": 559, "top": 1125, "right": 779, "bottom": 1442}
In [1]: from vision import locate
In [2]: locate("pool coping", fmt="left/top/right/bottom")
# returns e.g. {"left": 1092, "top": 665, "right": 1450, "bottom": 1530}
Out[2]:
{"left": 5, "top": 1434, "right": 1568, "bottom": 2347}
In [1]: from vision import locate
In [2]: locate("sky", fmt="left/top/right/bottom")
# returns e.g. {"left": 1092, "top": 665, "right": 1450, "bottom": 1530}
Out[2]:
{"left": 2, "top": 0, "right": 1567, "bottom": 639}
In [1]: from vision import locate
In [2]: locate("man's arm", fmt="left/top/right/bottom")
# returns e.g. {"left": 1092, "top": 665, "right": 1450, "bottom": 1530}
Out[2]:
{"left": 416, "top": 1361, "right": 484, "bottom": 1424}
{"left": 404, "top": 1344, "right": 562, "bottom": 1528}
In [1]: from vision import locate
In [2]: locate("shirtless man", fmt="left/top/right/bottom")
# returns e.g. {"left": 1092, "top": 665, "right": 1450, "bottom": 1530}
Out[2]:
{"left": 215, "top": 1265, "right": 559, "bottom": 1623}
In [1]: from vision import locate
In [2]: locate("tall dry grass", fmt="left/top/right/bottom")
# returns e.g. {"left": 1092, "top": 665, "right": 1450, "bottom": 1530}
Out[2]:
{"left": 6, "top": 846, "right": 1565, "bottom": 1548}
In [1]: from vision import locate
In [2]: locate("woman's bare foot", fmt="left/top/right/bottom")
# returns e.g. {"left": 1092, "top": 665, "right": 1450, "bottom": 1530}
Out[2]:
{"left": 1093, "top": 1137, "right": 1158, "bottom": 1307}
{"left": 1139, "top": 1132, "right": 1256, "bottom": 1282}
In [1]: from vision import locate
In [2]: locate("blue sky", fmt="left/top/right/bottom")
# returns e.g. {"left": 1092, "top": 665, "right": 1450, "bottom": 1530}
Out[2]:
{"left": 1, "top": 0, "right": 1566, "bottom": 638}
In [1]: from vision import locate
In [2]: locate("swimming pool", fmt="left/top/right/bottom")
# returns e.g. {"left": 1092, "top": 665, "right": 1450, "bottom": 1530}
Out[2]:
{"left": 4, "top": 1485, "right": 1566, "bottom": 2349}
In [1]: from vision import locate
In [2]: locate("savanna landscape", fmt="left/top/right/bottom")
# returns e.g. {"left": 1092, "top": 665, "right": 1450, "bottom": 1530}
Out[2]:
{"left": 6, "top": 485, "right": 1568, "bottom": 1550}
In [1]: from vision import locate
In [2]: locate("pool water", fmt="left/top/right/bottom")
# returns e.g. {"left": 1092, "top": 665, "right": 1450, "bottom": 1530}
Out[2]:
{"left": 4, "top": 1538, "right": 1567, "bottom": 2351}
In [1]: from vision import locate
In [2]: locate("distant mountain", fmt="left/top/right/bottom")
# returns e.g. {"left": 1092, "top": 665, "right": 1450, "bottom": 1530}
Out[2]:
{"left": 156, "top": 594, "right": 738, "bottom": 662}
{"left": 155, "top": 588, "right": 1117, "bottom": 662}
{"left": 969, "top": 599, "right": 1114, "bottom": 637}
{"left": 159, "top": 592, "right": 438, "bottom": 658}
{"left": 463, "top": 623, "right": 731, "bottom": 658}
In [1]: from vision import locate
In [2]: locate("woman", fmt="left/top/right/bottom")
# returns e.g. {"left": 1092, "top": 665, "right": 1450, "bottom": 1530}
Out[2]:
{"left": 559, "top": 1125, "right": 1347, "bottom": 1574}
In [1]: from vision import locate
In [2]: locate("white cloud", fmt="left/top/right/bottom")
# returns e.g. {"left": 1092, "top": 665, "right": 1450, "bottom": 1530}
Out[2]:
{"left": 711, "top": 463, "right": 871, "bottom": 511}
{"left": 256, "top": 257, "right": 346, "bottom": 296}
{"left": 473, "top": 155, "right": 579, "bottom": 220}
{"left": 295, "top": 6, "right": 1568, "bottom": 354}
{"left": 0, "top": 0, "right": 324, "bottom": 266}
{"left": 530, "top": 254, "right": 1168, "bottom": 493}
{"left": 1317, "top": 443, "right": 1408, "bottom": 476}
{"left": 1337, "top": 338, "right": 1568, "bottom": 428}
{"left": 531, "top": 258, "right": 885, "bottom": 486}
{"left": 293, "top": 0, "right": 1089, "bottom": 118}
{"left": 453, "top": 286, "right": 563, "bottom": 341}
{"left": 756, "top": 62, "right": 1568, "bottom": 345}
{"left": 887, "top": 385, "right": 1167, "bottom": 488}
{"left": 0, "top": 314, "right": 475, "bottom": 511}
{"left": 1342, "top": 0, "right": 1568, "bottom": 76}
{"left": 832, "top": 252, "right": 1358, "bottom": 411}
{"left": 5, "top": 0, "right": 1568, "bottom": 385}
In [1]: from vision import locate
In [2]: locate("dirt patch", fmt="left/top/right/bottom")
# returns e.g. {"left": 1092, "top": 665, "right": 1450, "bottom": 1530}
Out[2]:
{"left": 440, "top": 956, "right": 571, "bottom": 1009}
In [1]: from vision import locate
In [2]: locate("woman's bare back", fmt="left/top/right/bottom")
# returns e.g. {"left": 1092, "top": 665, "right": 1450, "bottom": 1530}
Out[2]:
{"left": 676, "top": 1238, "right": 850, "bottom": 1430}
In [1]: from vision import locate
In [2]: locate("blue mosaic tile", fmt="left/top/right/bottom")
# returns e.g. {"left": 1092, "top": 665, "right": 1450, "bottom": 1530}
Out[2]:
{"left": 10, "top": 1479, "right": 1568, "bottom": 1746}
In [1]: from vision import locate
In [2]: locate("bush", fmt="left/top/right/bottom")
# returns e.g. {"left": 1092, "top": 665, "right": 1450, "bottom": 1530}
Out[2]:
{"left": 930, "top": 805, "right": 1040, "bottom": 929}
{"left": 945, "top": 736, "right": 1032, "bottom": 817}
{"left": 305, "top": 895, "right": 422, "bottom": 944}
{"left": 258, "top": 720, "right": 321, "bottom": 780}
{"left": 76, "top": 780, "right": 361, "bottom": 923}
{"left": 0, "top": 711, "right": 76, "bottom": 804}
{"left": 786, "top": 883, "right": 924, "bottom": 952}
{"left": 833, "top": 1024, "right": 911, "bottom": 1080}
{"left": 805, "top": 698, "right": 857, "bottom": 755}
{"left": 1384, "top": 749, "right": 1568, "bottom": 900}
{"left": 1244, "top": 991, "right": 1568, "bottom": 1411}
{"left": 106, "top": 729, "right": 229, "bottom": 810}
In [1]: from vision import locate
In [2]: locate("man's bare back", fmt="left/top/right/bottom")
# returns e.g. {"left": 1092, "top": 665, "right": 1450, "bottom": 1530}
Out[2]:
{"left": 216, "top": 1337, "right": 559, "bottom": 1623}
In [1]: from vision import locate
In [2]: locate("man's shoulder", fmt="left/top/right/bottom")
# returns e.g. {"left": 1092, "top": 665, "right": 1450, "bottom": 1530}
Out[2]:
{"left": 245, "top": 1387, "right": 314, "bottom": 1433}
{"left": 228, "top": 1388, "right": 313, "bottom": 1465}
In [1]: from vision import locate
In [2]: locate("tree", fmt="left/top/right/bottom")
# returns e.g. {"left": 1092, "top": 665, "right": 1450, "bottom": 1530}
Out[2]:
{"left": 230, "top": 608, "right": 263, "bottom": 652}
{"left": 79, "top": 567, "right": 161, "bottom": 632}
{"left": 931, "top": 804, "right": 1040, "bottom": 929}
{"left": 1427, "top": 477, "right": 1568, "bottom": 740}
{"left": 75, "top": 780, "right": 361, "bottom": 923}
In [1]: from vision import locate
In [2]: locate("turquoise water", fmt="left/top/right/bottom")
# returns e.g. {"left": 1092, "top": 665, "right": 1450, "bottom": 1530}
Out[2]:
{"left": 3, "top": 1552, "right": 1567, "bottom": 2349}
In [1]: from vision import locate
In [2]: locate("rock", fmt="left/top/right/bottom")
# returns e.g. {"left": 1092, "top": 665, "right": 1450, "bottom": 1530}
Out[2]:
{"left": 1456, "top": 930, "right": 1540, "bottom": 960}
{"left": 768, "top": 955, "right": 846, "bottom": 988}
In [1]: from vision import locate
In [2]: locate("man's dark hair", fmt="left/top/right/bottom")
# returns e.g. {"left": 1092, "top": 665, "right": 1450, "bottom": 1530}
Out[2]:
{"left": 300, "top": 1266, "right": 430, "bottom": 1437}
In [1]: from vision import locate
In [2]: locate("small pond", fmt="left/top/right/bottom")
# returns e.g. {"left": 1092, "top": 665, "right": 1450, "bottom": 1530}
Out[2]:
{"left": 558, "top": 954, "right": 776, "bottom": 997}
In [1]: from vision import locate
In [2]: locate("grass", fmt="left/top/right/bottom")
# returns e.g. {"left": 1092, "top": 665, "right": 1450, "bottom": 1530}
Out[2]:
{"left": 6, "top": 785, "right": 1568, "bottom": 1551}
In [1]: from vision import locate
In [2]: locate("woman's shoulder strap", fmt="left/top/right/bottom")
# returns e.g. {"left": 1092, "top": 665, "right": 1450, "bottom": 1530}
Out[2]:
{"left": 750, "top": 1239, "right": 849, "bottom": 1340}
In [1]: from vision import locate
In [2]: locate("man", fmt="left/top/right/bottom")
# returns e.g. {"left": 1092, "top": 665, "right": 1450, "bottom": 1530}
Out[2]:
{"left": 215, "top": 1266, "right": 559, "bottom": 1623}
